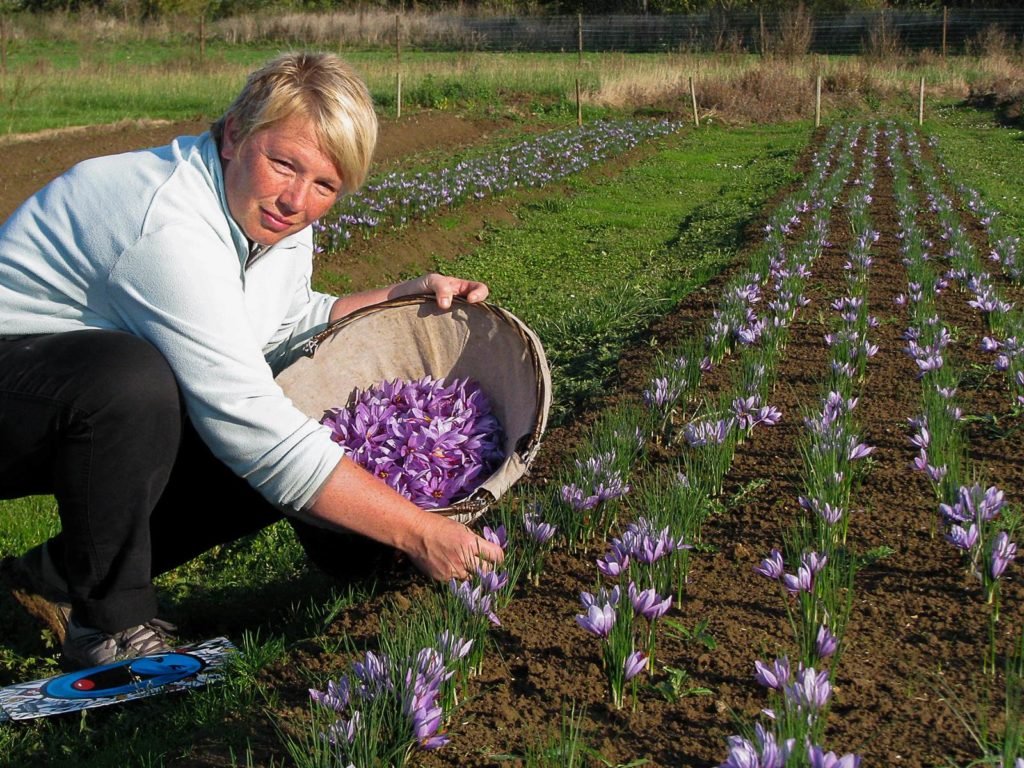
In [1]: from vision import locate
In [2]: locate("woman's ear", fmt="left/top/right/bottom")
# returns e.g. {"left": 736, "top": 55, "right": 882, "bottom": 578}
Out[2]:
{"left": 220, "top": 115, "right": 238, "bottom": 161}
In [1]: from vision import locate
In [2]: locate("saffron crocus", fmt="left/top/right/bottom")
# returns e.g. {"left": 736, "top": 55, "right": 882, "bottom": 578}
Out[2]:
{"left": 628, "top": 582, "right": 672, "bottom": 621}
{"left": 754, "top": 656, "right": 791, "bottom": 690}
{"left": 322, "top": 375, "right": 505, "bottom": 509}
{"left": 946, "top": 524, "right": 980, "bottom": 552}
{"left": 787, "top": 666, "right": 831, "bottom": 711}
{"left": 449, "top": 579, "right": 501, "bottom": 626}
{"left": 576, "top": 600, "right": 616, "bottom": 638}
{"left": 623, "top": 650, "right": 647, "bottom": 681}
{"left": 755, "top": 548, "right": 785, "bottom": 581}
{"left": 990, "top": 531, "right": 1017, "bottom": 580}
{"left": 482, "top": 524, "right": 507, "bottom": 550}
{"left": 718, "top": 723, "right": 794, "bottom": 768}
{"left": 815, "top": 625, "right": 838, "bottom": 659}
{"left": 806, "top": 744, "right": 862, "bottom": 768}
{"left": 523, "top": 511, "right": 556, "bottom": 545}
{"left": 597, "top": 543, "right": 631, "bottom": 579}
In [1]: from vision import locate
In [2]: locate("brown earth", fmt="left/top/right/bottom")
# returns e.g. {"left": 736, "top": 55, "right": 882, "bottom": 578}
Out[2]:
{"left": 0, "top": 111, "right": 511, "bottom": 225}
{"left": 2, "top": 114, "right": 1022, "bottom": 767}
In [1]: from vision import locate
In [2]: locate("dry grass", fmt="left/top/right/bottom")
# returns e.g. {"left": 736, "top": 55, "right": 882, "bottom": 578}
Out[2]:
{"left": 584, "top": 50, "right": 1023, "bottom": 124}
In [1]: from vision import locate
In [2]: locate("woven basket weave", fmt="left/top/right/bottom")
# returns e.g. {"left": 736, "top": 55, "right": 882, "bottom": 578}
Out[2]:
{"left": 275, "top": 294, "right": 551, "bottom": 524}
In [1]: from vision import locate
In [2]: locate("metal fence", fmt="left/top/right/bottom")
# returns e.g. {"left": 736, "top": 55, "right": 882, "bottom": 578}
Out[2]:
{"left": 430, "top": 9, "right": 1024, "bottom": 55}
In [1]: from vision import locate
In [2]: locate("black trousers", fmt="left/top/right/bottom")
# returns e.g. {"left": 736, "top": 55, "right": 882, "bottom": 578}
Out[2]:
{"left": 0, "top": 330, "right": 386, "bottom": 633}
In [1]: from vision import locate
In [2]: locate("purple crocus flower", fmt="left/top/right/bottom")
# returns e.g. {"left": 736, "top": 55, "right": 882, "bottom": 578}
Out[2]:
{"left": 846, "top": 438, "right": 875, "bottom": 461}
{"left": 576, "top": 601, "right": 616, "bottom": 638}
{"left": 623, "top": 650, "right": 648, "bottom": 682}
{"left": 946, "top": 524, "right": 980, "bottom": 552}
{"left": 787, "top": 666, "right": 831, "bottom": 711}
{"left": 449, "top": 579, "right": 501, "bottom": 626}
{"left": 718, "top": 723, "right": 794, "bottom": 768}
{"left": 597, "top": 543, "right": 631, "bottom": 579}
{"left": 754, "top": 656, "right": 791, "bottom": 690}
{"left": 436, "top": 631, "right": 473, "bottom": 665}
{"left": 643, "top": 377, "right": 681, "bottom": 409}
{"left": 806, "top": 744, "right": 861, "bottom": 768}
{"left": 309, "top": 678, "right": 351, "bottom": 713}
{"left": 482, "top": 524, "right": 507, "bottom": 550}
{"left": 477, "top": 569, "right": 509, "bottom": 594}
{"left": 628, "top": 582, "right": 672, "bottom": 621}
{"left": 990, "top": 531, "right": 1017, "bottom": 580}
{"left": 561, "top": 482, "right": 599, "bottom": 511}
{"left": 523, "top": 511, "right": 557, "bottom": 545}
{"left": 816, "top": 624, "right": 838, "bottom": 659}
{"left": 322, "top": 375, "right": 505, "bottom": 509}
{"left": 755, "top": 549, "right": 785, "bottom": 581}
{"left": 683, "top": 417, "right": 733, "bottom": 447}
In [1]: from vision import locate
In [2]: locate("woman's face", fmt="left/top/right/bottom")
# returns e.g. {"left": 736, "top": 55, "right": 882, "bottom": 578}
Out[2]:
{"left": 220, "top": 114, "right": 343, "bottom": 247}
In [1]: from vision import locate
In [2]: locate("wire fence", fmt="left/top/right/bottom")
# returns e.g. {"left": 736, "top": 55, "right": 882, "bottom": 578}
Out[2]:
{"left": 422, "top": 9, "right": 1024, "bottom": 55}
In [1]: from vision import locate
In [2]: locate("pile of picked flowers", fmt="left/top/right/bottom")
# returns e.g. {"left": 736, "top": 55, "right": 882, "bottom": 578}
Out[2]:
{"left": 321, "top": 375, "right": 506, "bottom": 509}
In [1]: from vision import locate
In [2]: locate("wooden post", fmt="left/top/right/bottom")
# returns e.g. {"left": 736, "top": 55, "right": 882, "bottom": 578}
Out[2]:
{"left": 395, "top": 13, "right": 402, "bottom": 119}
{"left": 575, "top": 78, "right": 582, "bottom": 127}
{"left": 815, "top": 75, "right": 822, "bottom": 128}
{"left": 689, "top": 76, "right": 699, "bottom": 127}
{"left": 198, "top": 13, "right": 206, "bottom": 63}
{"left": 941, "top": 6, "right": 948, "bottom": 59}
{"left": 918, "top": 77, "right": 925, "bottom": 126}
{"left": 0, "top": 16, "right": 7, "bottom": 76}
{"left": 759, "top": 9, "right": 766, "bottom": 56}
{"left": 395, "top": 13, "right": 402, "bottom": 66}
{"left": 577, "top": 13, "right": 583, "bottom": 66}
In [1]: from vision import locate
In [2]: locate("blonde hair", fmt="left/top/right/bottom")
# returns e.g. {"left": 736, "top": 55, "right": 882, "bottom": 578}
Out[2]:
{"left": 211, "top": 51, "right": 378, "bottom": 195}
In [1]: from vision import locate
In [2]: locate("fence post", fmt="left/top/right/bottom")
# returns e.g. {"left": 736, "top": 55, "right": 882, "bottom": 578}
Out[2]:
{"left": 759, "top": 10, "right": 766, "bottom": 56}
{"left": 942, "top": 6, "right": 948, "bottom": 59}
{"left": 918, "top": 77, "right": 925, "bottom": 126}
{"left": 577, "top": 13, "right": 583, "bottom": 66}
{"left": 395, "top": 13, "right": 402, "bottom": 119}
{"left": 576, "top": 78, "right": 582, "bottom": 127}
{"left": 815, "top": 75, "right": 822, "bottom": 128}
{"left": 689, "top": 76, "right": 699, "bottom": 128}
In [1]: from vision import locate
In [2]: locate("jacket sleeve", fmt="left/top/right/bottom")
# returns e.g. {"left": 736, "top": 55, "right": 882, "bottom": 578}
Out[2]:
{"left": 106, "top": 225, "right": 341, "bottom": 512}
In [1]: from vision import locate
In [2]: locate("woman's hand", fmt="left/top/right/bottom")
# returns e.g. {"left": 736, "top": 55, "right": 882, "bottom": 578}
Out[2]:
{"left": 391, "top": 272, "right": 489, "bottom": 310}
{"left": 404, "top": 510, "right": 505, "bottom": 581}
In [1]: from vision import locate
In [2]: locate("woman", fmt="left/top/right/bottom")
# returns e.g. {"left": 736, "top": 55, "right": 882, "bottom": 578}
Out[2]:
{"left": 0, "top": 51, "right": 503, "bottom": 669}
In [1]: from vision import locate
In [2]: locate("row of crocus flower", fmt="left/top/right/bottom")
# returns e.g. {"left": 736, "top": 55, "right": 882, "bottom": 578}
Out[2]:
{"left": 303, "top": 504, "right": 567, "bottom": 767}
{"left": 567, "top": 123, "right": 863, "bottom": 718}
{"left": 642, "top": 121, "right": 866, "bottom": 765}
{"left": 886, "top": 120, "right": 1021, "bottom": 768}
{"left": 901, "top": 128, "right": 1024, "bottom": 410}
{"left": 312, "top": 118, "right": 682, "bottom": 254}
{"left": 732, "top": 123, "right": 882, "bottom": 768}
{"left": 892, "top": 123, "right": 1020, "bottom": 682}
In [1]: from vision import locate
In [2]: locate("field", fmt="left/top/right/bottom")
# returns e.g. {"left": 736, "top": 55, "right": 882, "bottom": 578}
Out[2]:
{"left": 1, "top": 46, "right": 1024, "bottom": 768}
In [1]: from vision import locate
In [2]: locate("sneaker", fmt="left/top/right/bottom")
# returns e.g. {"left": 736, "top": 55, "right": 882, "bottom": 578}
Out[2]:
{"left": 62, "top": 615, "right": 177, "bottom": 670}
{"left": 1, "top": 542, "right": 72, "bottom": 643}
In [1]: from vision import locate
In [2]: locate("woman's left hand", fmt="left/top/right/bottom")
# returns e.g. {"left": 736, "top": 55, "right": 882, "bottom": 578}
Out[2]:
{"left": 392, "top": 272, "right": 489, "bottom": 309}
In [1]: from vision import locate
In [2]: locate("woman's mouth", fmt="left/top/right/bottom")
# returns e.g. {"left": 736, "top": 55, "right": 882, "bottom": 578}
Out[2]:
{"left": 260, "top": 208, "right": 293, "bottom": 232}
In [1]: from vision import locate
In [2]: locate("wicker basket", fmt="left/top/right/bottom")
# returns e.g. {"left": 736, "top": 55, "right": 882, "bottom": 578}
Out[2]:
{"left": 275, "top": 294, "right": 551, "bottom": 524}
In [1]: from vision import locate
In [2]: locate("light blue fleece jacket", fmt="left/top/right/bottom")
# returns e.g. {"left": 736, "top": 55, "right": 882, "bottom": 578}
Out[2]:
{"left": 0, "top": 132, "right": 343, "bottom": 512}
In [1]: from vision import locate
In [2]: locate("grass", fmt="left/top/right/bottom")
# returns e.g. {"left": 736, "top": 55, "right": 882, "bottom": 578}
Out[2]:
{"left": 449, "top": 121, "right": 805, "bottom": 421}
{"left": 0, "top": 37, "right": 1021, "bottom": 133}
{"left": 927, "top": 104, "right": 1024, "bottom": 234}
